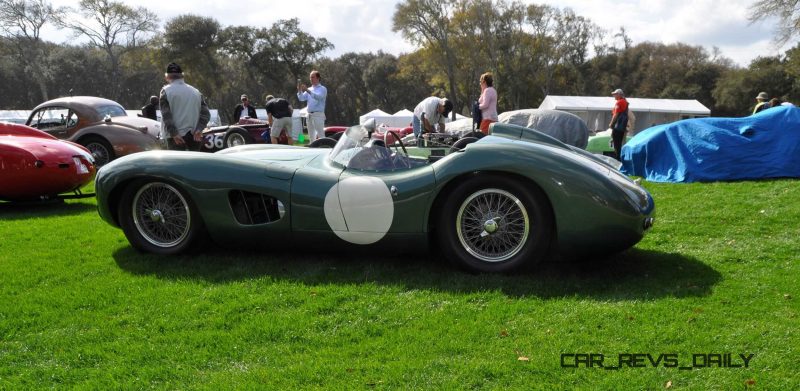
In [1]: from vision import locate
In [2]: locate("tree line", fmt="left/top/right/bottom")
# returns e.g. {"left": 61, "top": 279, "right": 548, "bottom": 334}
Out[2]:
{"left": 1, "top": 0, "right": 798, "bottom": 126}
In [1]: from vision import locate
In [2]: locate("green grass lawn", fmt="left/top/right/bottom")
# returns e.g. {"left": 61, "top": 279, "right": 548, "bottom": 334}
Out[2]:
{"left": 1, "top": 180, "right": 798, "bottom": 389}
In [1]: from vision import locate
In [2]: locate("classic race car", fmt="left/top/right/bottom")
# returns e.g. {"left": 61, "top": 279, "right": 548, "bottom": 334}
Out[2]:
{"left": 201, "top": 117, "right": 294, "bottom": 152}
{"left": 26, "top": 96, "right": 161, "bottom": 166}
{"left": 1, "top": 122, "right": 95, "bottom": 201}
{"left": 95, "top": 122, "right": 655, "bottom": 273}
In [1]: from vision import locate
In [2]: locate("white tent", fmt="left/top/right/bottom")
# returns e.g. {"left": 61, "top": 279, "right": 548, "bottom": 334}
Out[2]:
{"left": 0, "top": 110, "right": 30, "bottom": 124}
{"left": 359, "top": 109, "right": 392, "bottom": 126}
{"left": 539, "top": 95, "right": 711, "bottom": 135}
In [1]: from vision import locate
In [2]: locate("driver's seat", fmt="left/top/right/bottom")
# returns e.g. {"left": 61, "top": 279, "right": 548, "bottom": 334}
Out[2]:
{"left": 364, "top": 139, "right": 386, "bottom": 149}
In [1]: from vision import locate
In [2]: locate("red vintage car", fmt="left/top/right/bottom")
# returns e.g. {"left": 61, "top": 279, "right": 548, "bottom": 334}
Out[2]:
{"left": 371, "top": 125, "right": 413, "bottom": 144}
{"left": 323, "top": 125, "right": 413, "bottom": 144}
{"left": 0, "top": 122, "right": 95, "bottom": 201}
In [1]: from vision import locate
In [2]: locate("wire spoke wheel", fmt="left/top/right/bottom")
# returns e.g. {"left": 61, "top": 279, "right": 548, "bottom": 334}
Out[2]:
{"left": 85, "top": 141, "right": 112, "bottom": 166}
{"left": 226, "top": 132, "right": 246, "bottom": 147}
{"left": 456, "top": 188, "right": 529, "bottom": 263}
{"left": 131, "top": 182, "right": 191, "bottom": 248}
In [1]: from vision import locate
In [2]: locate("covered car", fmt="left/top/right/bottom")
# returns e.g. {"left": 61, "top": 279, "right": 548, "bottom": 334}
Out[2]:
{"left": 621, "top": 106, "right": 800, "bottom": 183}
{"left": 95, "top": 122, "right": 654, "bottom": 273}
{"left": 1, "top": 122, "right": 95, "bottom": 201}
{"left": 497, "top": 109, "right": 590, "bottom": 149}
{"left": 26, "top": 96, "right": 160, "bottom": 166}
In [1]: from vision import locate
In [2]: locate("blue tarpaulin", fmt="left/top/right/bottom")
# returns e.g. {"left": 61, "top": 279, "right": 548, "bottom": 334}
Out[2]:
{"left": 620, "top": 106, "right": 800, "bottom": 183}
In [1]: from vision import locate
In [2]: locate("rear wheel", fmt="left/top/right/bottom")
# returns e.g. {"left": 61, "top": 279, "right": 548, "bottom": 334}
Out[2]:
{"left": 118, "top": 179, "right": 203, "bottom": 254}
{"left": 224, "top": 128, "right": 254, "bottom": 148}
{"left": 437, "top": 175, "right": 552, "bottom": 273}
{"left": 80, "top": 136, "right": 115, "bottom": 166}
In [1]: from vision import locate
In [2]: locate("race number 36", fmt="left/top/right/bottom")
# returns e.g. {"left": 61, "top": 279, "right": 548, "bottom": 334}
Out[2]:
{"left": 204, "top": 134, "right": 224, "bottom": 150}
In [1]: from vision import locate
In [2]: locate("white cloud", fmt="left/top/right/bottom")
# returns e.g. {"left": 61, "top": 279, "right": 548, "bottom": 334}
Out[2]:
{"left": 42, "top": 0, "right": 795, "bottom": 66}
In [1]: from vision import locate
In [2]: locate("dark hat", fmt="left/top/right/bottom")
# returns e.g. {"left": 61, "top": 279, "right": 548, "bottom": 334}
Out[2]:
{"left": 166, "top": 62, "right": 182, "bottom": 74}
{"left": 442, "top": 98, "right": 453, "bottom": 117}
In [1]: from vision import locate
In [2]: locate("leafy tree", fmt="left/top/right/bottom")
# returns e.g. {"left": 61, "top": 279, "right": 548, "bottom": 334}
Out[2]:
{"left": 393, "top": 0, "right": 460, "bottom": 118}
{"left": 749, "top": 0, "right": 800, "bottom": 46}
{"left": 161, "top": 14, "right": 224, "bottom": 117}
{"left": 0, "top": 0, "right": 61, "bottom": 102}
{"left": 250, "top": 18, "right": 334, "bottom": 92}
{"left": 58, "top": 0, "right": 158, "bottom": 100}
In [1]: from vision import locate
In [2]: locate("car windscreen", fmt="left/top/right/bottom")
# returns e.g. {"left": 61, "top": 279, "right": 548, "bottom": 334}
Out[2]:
{"left": 329, "top": 125, "right": 369, "bottom": 167}
{"left": 96, "top": 104, "right": 128, "bottom": 118}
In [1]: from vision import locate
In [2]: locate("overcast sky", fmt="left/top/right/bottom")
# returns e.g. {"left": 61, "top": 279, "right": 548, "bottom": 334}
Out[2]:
{"left": 44, "top": 0, "right": 793, "bottom": 67}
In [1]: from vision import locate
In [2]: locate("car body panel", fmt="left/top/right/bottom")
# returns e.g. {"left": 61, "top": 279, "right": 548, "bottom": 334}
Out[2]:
{"left": 96, "top": 122, "right": 654, "bottom": 259}
{"left": 26, "top": 96, "right": 160, "bottom": 162}
{"left": 0, "top": 122, "right": 95, "bottom": 201}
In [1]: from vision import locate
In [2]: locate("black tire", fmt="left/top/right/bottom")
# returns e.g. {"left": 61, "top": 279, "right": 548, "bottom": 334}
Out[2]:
{"left": 449, "top": 136, "right": 478, "bottom": 153}
{"left": 118, "top": 179, "right": 204, "bottom": 255}
{"left": 437, "top": 175, "right": 552, "bottom": 273}
{"left": 80, "top": 136, "right": 115, "bottom": 166}
{"left": 463, "top": 131, "right": 486, "bottom": 139}
{"left": 223, "top": 127, "right": 254, "bottom": 148}
{"left": 329, "top": 131, "right": 343, "bottom": 141}
{"left": 308, "top": 137, "right": 338, "bottom": 148}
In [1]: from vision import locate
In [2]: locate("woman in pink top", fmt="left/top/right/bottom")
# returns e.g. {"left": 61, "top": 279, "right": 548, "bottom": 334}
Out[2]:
{"left": 478, "top": 72, "right": 498, "bottom": 134}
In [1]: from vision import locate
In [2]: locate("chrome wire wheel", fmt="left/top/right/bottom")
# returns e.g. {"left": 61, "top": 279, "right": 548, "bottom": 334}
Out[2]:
{"left": 131, "top": 182, "right": 191, "bottom": 248}
{"left": 86, "top": 142, "right": 111, "bottom": 166}
{"left": 226, "top": 132, "right": 246, "bottom": 147}
{"left": 455, "top": 188, "right": 530, "bottom": 263}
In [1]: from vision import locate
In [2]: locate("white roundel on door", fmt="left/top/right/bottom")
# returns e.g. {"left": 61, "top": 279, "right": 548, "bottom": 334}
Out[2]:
{"left": 323, "top": 176, "right": 394, "bottom": 244}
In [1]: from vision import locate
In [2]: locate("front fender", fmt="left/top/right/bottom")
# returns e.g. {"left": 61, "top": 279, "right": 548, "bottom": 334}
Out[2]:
{"left": 95, "top": 151, "right": 293, "bottom": 231}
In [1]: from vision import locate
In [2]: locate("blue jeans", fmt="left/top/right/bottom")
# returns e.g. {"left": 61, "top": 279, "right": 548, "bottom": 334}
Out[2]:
{"left": 412, "top": 115, "right": 421, "bottom": 137}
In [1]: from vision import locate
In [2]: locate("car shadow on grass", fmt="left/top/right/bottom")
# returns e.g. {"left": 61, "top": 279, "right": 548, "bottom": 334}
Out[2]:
{"left": 0, "top": 200, "right": 96, "bottom": 220}
{"left": 113, "top": 246, "right": 720, "bottom": 301}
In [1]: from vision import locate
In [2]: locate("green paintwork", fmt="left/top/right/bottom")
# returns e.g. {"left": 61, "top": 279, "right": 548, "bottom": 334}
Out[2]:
{"left": 586, "top": 132, "right": 630, "bottom": 155}
{"left": 96, "top": 123, "right": 654, "bottom": 258}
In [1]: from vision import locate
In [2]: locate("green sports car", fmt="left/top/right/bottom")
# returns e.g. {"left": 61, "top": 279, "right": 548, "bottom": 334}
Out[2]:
{"left": 95, "top": 122, "right": 655, "bottom": 273}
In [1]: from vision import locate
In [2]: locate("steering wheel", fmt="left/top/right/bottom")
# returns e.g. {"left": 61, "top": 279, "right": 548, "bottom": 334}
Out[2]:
{"left": 384, "top": 130, "right": 408, "bottom": 156}
{"left": 384, "top": 130, "right": 410, "bottom": 169}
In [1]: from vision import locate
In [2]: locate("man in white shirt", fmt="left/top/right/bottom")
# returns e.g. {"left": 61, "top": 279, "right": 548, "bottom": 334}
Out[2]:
{"left": 412, "top": 97, "right": 453, "bottom": 137}
{"left": 297, "top": 70, "right": 327, "bottom": 142}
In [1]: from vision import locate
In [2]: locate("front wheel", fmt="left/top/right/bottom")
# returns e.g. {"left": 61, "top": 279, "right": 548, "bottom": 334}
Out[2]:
{"left": 118, "top": 179, "right": 203, "bottom": 254}
{"left": 437, "top": 176, "right": 552, "bottom": 273}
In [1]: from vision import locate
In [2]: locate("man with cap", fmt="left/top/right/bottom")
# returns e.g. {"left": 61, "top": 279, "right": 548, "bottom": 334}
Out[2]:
{"left": 140, "top": 95, "right": 159, "bottom": 121}
{"left": 608, "top": 88, "right": 629, "bottom": 160}
{"left": 752, "top": 92, "right": 770, "bottom": 115}
{"left": 159, "top": 62, "right": 211, "bottom": 151}
{"left": 264, "top": 94, "right": 294, "bottom": 144}
{"left": 233, "top": 94, "right": 257, "bottom": 123}
{"left": 412, "top": 96, "right": 453, "bottom": 137}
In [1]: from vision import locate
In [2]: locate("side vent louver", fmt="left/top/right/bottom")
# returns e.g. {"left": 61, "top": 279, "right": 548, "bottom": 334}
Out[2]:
{"left": 228, "top": 190, "right": 285, "bottom": 225}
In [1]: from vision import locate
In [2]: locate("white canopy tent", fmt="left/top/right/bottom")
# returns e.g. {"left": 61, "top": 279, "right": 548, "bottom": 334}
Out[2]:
{"left": 359, "top": 109, "right": 393, "bottom": 126}
{"left": 539, "top": 95, "right": 710, "bottom": 135}
{"left": 0, "top": 110, "right": 30, "bottom": 124}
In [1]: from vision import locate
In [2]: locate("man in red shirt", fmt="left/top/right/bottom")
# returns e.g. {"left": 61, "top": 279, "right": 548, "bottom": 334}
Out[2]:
{"left": 608, "top": 88, "right": 629, "bottom": 160}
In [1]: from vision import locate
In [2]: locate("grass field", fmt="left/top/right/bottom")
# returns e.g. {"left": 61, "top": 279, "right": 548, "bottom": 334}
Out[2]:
{"left": 1, "top": 179, "right": 798, "bottom": 389}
